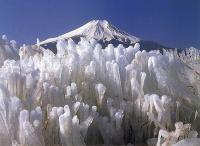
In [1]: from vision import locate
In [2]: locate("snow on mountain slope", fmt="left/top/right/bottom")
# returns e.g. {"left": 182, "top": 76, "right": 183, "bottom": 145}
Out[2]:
{"left": 39, "top": 20, "right": 172, "bottom": 53}
{"left": 39, "top": 20, "right": 140, "bottom": 45}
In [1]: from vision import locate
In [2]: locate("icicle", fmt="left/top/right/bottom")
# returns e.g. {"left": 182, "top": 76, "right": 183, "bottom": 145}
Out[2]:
{"left": 59, "top": 112, "right": 73, "bottom": 146}
{"left": 95, "top": 83, "right": 106, "bottom": 107}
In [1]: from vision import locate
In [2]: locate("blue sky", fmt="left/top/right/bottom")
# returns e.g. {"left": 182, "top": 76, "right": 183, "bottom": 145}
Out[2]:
{"left": 0, "top": 0, "right": 199, "bottom": 48}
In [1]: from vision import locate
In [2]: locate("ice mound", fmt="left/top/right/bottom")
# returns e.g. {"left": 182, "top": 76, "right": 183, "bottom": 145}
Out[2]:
{"left": 0, "top": 36, "right": 200, "bottom": 146}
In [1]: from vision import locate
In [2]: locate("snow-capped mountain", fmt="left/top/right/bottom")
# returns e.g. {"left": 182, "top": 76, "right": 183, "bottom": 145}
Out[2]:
{"left": 39, "top": 20, "right": 171, "bottom": 53}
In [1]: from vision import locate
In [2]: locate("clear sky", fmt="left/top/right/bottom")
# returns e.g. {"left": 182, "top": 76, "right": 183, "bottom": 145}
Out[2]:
{"left": 0, "top": 0, "right": 199, "bottom": 48}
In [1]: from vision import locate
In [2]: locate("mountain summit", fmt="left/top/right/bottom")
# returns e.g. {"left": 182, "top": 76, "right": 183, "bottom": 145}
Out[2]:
{"left": 39, "top": 20, "right": 171, "bottom": 52}
{"left": 39, "top": 20, "right": 140, "bottom": 44}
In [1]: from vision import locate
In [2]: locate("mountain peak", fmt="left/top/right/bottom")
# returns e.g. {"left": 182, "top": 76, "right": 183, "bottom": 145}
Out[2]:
{"left": 39, "top": 19, "right": 140, "bottom": 45}
{"left": 89, "top": 19, "right": 109, "bottom": 26}
{"left": 39, "top": 20, "right": 170, "bottom": 53}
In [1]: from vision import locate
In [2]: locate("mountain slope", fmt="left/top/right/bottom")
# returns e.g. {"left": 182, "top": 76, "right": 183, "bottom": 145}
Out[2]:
{"left": 39, "top": 20, "right": 172, "bottom": 53}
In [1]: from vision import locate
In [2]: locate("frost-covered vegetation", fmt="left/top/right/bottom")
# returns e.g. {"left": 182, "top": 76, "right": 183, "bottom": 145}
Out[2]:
{"left": 0, "top": 35, "right": 200, "bottom": 146}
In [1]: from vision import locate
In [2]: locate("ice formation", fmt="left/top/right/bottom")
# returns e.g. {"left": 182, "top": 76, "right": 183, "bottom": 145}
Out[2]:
{"left": 0, "top": 35, "right": 200, "bottom": 146}
{"left": 0, "top": 35, "right": 19, "bottom": 66}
